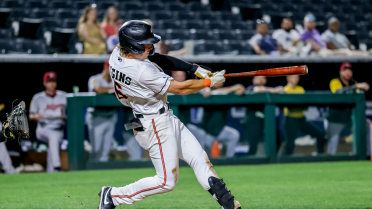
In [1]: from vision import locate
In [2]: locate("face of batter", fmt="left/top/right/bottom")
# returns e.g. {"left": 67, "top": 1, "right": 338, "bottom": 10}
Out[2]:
{"left": 123, "top": 44, "right": 153, "bottom": 60}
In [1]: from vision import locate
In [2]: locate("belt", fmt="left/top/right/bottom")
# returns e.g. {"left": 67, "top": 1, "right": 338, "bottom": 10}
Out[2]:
{"left": 135, "top": 106, "right": 166, "bottom": 119}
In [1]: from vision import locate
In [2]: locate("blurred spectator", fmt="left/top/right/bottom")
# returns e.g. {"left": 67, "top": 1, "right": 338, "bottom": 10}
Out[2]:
{"left": 245, "top": 76, "right": 283, "bottom": 155}
{"left": 327, "top": 63, "right": 369, "bottom": 155}
{"left": 283, "top": 75, "right": 326, "bottom": 155}
{"left": 272, "top": 18, "right": 302, "bottom": 55}
{"left": 321, "top": 17, "right": 368, "bottom": 56}
{"left": 101, "top": 6, "right": 120, "bottom": 37}
{"left": 77, "top": 4, "right": 107, "bottom": 54}
{"left": 300, "top": 13, "right": 327, "bottom": 54}
{"left": 322, "top": 17, "right": 351, "bottom": 50}
{"left": 86, "top": 60, "right": 117, "bottom": 162}
{"left": 29, "top": 72, "right": 67, "bottom": 172}
{"left": 249, "top": 19, "right": 279, "bottom": 55}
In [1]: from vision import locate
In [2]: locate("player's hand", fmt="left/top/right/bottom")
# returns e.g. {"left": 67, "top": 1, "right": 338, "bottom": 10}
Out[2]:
{"left": 210, "top": 70, "right": 226, "bottom": 87}
{"left": 195, "top": 66, "right": 213, "bottom": 79}
{"left": 234, "top": 84, "right": 245, "bottom": 95}
{"left": 356, "top": 82, "right": 370, "bottom": 91}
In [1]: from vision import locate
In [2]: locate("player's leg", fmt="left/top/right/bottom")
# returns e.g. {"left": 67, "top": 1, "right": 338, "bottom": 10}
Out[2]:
{"left": 217, "top": 126, "right": 239, "bottom": 158}
{"left": 326, "top": 122, "right": 345, "bottom": 155}
{"left": 175, "top": 117, "right": 241, "bottom": 209}
{"left": 110, "top": 115, "right": 179, "bottom": 206}
{"left": 46, "top": 130, "right": 63, "bottom": 172}
{"left": 283, "top": 117, "right": 299, "bottom": 155}
{"left": 99, "top": 114, "right": 118, "bottom": 162}
{"left": 0, "top": 142, "right": 16, "bottom": 174}
{"left": 300, "top": 118, "right": 326, "bottom": 154}
{"left": 92, "top": 116, "right": 107, "bottom": 161}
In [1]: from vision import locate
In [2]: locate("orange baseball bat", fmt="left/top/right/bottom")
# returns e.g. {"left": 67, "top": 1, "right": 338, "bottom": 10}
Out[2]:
{"left": 224, "top": 65, "right": 308, "bottom": 78}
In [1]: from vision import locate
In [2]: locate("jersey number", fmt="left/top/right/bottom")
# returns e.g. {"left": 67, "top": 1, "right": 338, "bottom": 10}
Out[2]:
{"left": 114, "top": 81, "right": 128, "bottom": 100}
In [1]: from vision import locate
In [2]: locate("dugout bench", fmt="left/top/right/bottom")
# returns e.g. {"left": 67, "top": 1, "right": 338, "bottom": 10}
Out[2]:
{"left": 66, "top": 93, "right": 367, "bottom": 170}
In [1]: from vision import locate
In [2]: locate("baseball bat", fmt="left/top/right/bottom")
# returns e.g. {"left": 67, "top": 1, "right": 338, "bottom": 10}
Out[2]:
{"left": 224, "top": 65, "right": 308, "bottom": 78}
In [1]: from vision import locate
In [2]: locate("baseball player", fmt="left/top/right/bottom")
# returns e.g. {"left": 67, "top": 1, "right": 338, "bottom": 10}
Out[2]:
{"left": 86, "top": 60, "right": 118, "bottom": 162}
{"left": 29, "top": 72, "right": 67, "bottom": 172}
{"left": 98, "top": 20, "right": 241, "bottom": 209}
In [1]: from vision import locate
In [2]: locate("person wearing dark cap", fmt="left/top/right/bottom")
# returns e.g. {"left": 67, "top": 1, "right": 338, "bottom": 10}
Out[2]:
{"left": 29, "top": 72, "right": 67, "bottom": 172}
{"left": 327, "top": 63, "right": 369, "bottom": 155}
{"left": 86, "top": 60, "right": 117, "bottom": 162}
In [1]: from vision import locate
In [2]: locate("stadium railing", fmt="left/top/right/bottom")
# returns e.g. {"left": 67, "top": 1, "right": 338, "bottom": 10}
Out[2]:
{"left": 67, "top": 93, "right": 367, "bottom": 170}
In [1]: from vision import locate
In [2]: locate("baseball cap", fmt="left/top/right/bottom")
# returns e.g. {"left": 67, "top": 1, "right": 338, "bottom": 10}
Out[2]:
{"left": 304, "top": 13, "right": 316, "bottom": 22}
{"left": 340, "top": 62, "right": 352, "bottom": 70}
{"left": 43, "top": 71, "right": 57, "bottom": 82}
{"left": 104, "top": 60, "right": 109, "bottom": 68}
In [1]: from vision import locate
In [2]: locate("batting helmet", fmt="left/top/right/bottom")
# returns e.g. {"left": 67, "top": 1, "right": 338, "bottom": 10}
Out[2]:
{"left": 118, "top": 20, "right": 161, "bottom": 55}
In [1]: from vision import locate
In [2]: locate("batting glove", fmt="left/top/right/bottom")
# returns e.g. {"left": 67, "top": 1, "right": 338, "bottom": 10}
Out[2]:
{"left": 195, "top": 66, "right": 213, "bottom": 79}
{"left": 210, "top": 70, "right": 226, "bottom": 87}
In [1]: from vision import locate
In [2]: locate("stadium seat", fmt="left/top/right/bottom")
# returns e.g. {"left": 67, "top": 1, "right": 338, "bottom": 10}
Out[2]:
{"left": 164, "top": 29, "right": 190, "bottom": 40}
{"left": 120, "top": 2, "right": 143, "bottom": 11}
{"left": 166, "top": 39, "right": 184, "bottom": 51}
{"left": 42, "top": 18, "right": 61, "bottom": 31}
{"left": 184, "top": 20, "right": 207, "bottom": 29}
{"left": 62, "top": 19, "right": 78, "bottom": 29}
{"left": 0, "top": 8, "right": 11, "bottom": 28}
{"left": 129, "top": 11, "right": 151, "bottom": 20}
{"left": 166, "top": 2, "right": 186, "bottom": 11}
{"left": 208, "top": 20, "right": 231, "bottom": 30}
{"left": 0, "top": 38, "right": 23, "bottom": 54}
{"left": 48, "top": 1, "right": 72, "bottom": 9}
{"left": 25, "top": 0, "right": 48, "bottom": 9}
{"left": 73, "top": 1, "right": 92, "bottom": 10}
{"left": 0, "top": 28, "right": 12, "bottom": 38}
{"left": 186, "top": 2, "right": 210, "bottom": 11}
{"left": 193, "top": 41, "right": 212, "bottom": 55}
{"left": 174, "top": 11, "right": 198, "bottom": 21}
{"left": 17, "top": 18, "right": 42, "bottom": 39}
{"left": 28, "top": 9, "right": 55, "bottom": 19}
{"left": 1, "top": 0, "right": 23, "bottom": 9}
{"left": 50, "top": 28, "right": 75, "bottom": 53}
{"left": 158, "top": 20, "right": 185, "bottom": 30}
{"left": 190, "top": 30, "right": 215, "bottom": 40}
{"left": 151, "top": 11, "right": 174, "bottom": 21}
{"left": 220, "top": 12, "right": 241, "bottom": 21}
{"left": 145, "top": 2, "right": 165, "bottom": 11}
{"left": 56, "top": 9, "right": 80, "bottom": 19}
{"left": 21, "top": 38, "right": 47, "bottom": 54}
{"left": 229, "top": 41, "right": 253, "bottom": 55}
{"left": 97, "top": 1, "right": 118, "bottom": 10}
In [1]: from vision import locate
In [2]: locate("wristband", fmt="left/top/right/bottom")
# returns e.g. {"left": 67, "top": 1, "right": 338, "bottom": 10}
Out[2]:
{"left": 203, "top": 79, "right": 211, "bottom": 87}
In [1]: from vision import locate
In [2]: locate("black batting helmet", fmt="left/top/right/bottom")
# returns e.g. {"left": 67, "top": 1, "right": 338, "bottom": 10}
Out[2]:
{"left": 118, "top": 20, "right": 161, "bottom": 54}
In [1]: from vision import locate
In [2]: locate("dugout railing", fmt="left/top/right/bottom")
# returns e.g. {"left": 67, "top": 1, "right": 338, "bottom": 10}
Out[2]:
{"left": 67, "top": 92, "right": 367, "bottom": 170}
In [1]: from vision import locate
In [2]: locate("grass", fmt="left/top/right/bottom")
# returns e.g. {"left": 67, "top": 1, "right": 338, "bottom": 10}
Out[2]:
{"left": 0, "top": 161, "right": 372, "bottom": 209}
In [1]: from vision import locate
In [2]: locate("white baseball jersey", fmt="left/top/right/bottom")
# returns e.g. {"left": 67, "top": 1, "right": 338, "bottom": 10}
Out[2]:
{"left": 272, "top": 29, "right": 300, "bottom": 51}
{"left": 88, "top": 73, "right": 113, "bottom": 92}
{"left": 30, "top": 90, "right": 67, "bottom": 129}
{"left": 109, "top": 47, "right": 173, "bottom": 115}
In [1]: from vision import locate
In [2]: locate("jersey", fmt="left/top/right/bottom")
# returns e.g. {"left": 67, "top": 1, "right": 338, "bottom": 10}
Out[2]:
{"left": 88, "top": 73, "right": 116, "bottom": 117}
{"left": 30, "top": 90, "right": 67, "bottom": 129}
{"left": 109, "top": 47, "right": 173, "bottom": 115}
{"left": 283, "top": 85, "right": 305, "bottom": 118}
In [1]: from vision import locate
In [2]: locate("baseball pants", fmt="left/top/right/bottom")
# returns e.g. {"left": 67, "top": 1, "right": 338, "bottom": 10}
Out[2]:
{"left": 0, "top": 142, "right": 16, "bottom": 174}
{"left": 36, "top": 126, "right": 63, "bottom": 172}
{"left": 87, "top": 113, "right": 118, "bottom": 162}
{"left": 111, "top": 110, "right": 217, "bottom": 205}
{"left": 327, "top": 122, "right": 349, "bottom": 155}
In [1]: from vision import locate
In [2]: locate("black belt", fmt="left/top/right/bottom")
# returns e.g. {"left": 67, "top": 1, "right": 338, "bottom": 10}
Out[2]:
{"left": 135, "top": 106, "right": 166, "bottom": 119}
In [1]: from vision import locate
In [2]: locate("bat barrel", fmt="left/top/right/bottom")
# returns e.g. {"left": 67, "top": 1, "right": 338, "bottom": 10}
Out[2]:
{"left": 224, "top": 65, "right": 308, "bottom": 78}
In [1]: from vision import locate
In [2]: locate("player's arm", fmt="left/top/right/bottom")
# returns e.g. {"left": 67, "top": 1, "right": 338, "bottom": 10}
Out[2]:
{"left": 148, "top": 53, "right": 212, "bottom": 79}
{"left": 167, "top": 70, "right": 226, "bottom": 95}
{"left": 29, "top": 96, "right": 43, "bottom": 121}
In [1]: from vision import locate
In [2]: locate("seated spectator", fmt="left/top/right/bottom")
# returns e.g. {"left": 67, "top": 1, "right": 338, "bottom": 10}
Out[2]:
{"left": 77, "top": 4, "right": 107, "bottom": 54}
{"left": 321, "top": 17, "right": 368, "bottom": 56}
{"left": 283, "top": 75, "right": 326, "bottom": 155}
{"left": 300, "top": 13, "right": 327, "bottom": 54}
{"left": 272, "top": 18, "right": 302, "bottom": 55}
{"left": 322, "top": 17, "right": 351, "bottom": 50}
{"left": 249, "top": 19, "right": 279, "bottom": 55}
{"left": 101, "top": 6, "right": 120, "bottom": 37}
{"left": 327, "top": 62, "right": 370, "bottom": 155}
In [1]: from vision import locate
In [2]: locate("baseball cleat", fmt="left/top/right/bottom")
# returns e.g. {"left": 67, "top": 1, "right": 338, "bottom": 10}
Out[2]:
{"left": 98, "top": 186, "right": 115, "bottom": 209}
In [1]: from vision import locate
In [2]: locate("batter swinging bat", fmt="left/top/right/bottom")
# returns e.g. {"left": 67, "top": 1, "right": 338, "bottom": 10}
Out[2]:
{"left": 224, "top": 65, "right": 308, "bottom": 78}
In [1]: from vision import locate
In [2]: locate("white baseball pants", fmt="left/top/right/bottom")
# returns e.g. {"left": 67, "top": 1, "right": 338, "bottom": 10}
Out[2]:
{"left": 36, "top": 126, "right": 63, "bottom": 172}
{"left": 0, "top": 142, "right": 16, "bottom": 174}
{"left": 111, "top": 110, "right": 217, "bottom": 205}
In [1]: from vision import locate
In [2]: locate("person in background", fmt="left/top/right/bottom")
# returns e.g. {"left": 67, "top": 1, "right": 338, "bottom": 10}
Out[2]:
{"left": 245, "top": 76, "right": 283, "bottom": 155}
{"left": 29, "top": 72, "right": 67, "bottom": 172}
{"left": 0, "top": 103, "right": 17, "bottom": 174}
{"left": 77, "top": 4, "right": 107, "bottom": 54}
{"left": 249, "top": 19, "right": 279, "bottom": 55}
{"left": 283, "top": 75, "right": 326, "bottom": 155}
{"left": 327, "top": 62, "right": 370, "bottom": 155}
{"left": 300, "top": 13, "right": 327, "bottom": 54}
{"left": 322, "top": 17, "right": 351, "bottom": 50}
{"left": 272, "top": 18, "right": 302, "bottom": 55}
{"left": 86, "top": 60, "right": 117, "bottom": 162}
{"left": 101, "top": 6, "right": 120, "bottom": 38}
